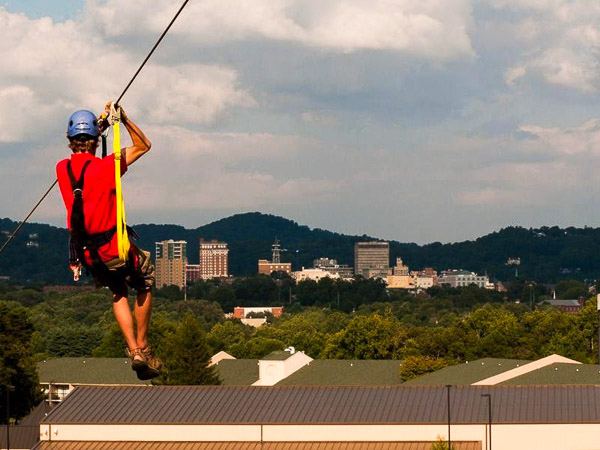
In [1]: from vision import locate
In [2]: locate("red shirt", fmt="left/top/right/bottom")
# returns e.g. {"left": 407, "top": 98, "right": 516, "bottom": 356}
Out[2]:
{"left": 56, "top": 152, "right": 127, "bottom": 263}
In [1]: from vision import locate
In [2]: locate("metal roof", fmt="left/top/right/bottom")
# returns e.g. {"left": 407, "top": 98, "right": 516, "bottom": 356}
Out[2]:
{"left": 0, "top": 425, "right": 39, "bottom": 450}
{"left": 42, "top": 385, "right": 600, "bottom": 425}
{"left": 543, "top": 299, "right": 581, "bottom": 307}
{"left": 0, "top": 402, "right": 52, "bottom": 450}
{"left": 33, "top": 442, "right": 481, "bottom": 450}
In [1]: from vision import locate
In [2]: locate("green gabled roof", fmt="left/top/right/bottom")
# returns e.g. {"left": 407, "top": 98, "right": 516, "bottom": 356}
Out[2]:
{"left": 262, "top": 351, "right": 293, "bottom": 361}
{"left": 405, "top": 358, "right": 531, "bottom": 386}
{"left": 276, "top": 360, "right": 404, "bottom": 386}
{"left": 215, "top": 359, "right": 259, "bottom": 385}
{"left": 501, "top": 363, "right": 600, "bottom": 385}
{"left": 38, "top": 358, "right": 150, "bottom": 385}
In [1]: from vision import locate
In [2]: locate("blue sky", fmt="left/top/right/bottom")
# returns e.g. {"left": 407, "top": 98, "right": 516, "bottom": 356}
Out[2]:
{"left": 2, "top": 0, "right": 82, "bottom": 21}
{"left": 2, "top": 0, "right": 600, "bottom": 244}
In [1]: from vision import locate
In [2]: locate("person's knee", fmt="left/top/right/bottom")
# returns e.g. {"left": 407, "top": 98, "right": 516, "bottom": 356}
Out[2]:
{"left": 135, "top": 288, "right": 152, "bottom": 306}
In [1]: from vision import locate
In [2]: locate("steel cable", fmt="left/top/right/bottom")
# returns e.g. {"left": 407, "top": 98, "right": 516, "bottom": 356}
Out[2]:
{"left": 0, "top": 0, "right": 192, "bottom": 258}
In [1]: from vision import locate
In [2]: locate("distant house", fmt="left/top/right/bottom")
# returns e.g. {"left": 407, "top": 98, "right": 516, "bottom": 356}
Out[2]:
{"left": 541, "top": 298, "right": 585, "bottom": 314}
{"left": 231, "top": 306, "right": 284, "bottom": 319}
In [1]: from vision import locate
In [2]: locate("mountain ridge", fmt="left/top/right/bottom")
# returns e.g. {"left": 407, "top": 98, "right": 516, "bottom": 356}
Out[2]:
{"left": 0, "top": 212, "right": 598, "bottom": 284}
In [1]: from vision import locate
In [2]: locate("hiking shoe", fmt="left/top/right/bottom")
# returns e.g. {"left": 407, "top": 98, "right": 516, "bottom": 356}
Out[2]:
{"left": 141, "top": 345, "right": 163, "bottom": 376}
{"left": 126, "top": 347, "right": 149, "bottom": 378}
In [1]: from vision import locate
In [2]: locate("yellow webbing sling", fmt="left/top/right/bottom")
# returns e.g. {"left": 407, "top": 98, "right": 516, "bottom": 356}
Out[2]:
{"left": 111, "top": 105, "right": 130, "bottom": 266}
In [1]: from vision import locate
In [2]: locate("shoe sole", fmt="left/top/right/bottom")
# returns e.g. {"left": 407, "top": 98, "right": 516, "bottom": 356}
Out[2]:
{"left": 136, "top": 367, "right": 161, "bottom": 381}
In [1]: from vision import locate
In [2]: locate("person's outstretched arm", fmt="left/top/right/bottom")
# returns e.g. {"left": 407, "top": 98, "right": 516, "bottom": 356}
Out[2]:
{"left": 102, "top": 102, "right": 151, "bottom": 166}
{"left": 121, "top": 107, "right": 151, "bottom": 166}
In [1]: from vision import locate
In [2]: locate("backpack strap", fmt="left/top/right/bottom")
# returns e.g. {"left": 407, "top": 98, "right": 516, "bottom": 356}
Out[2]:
{"left": 67, "top": 160, "right": 92, "bottom": 265}
{"left": 66, "top": 160, "right": 92, "bottom": 192}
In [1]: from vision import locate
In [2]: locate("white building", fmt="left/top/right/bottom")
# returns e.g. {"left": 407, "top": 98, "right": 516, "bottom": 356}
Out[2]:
{"left": 293, "top": 267, "right": 340, "bottom": 282}
{"left": 37, "top": 382, "right": 600, "bottom": 450}
{"left": 438, "top": 270, "right": 491, "bottom": 289}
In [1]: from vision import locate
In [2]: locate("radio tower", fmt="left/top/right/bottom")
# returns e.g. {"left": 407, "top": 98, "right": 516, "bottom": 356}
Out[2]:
{"left": 272, "top": 239, "right": 282, "bottom": 263}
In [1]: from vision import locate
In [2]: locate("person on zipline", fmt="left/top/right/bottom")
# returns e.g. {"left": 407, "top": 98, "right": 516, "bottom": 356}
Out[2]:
{"left": 56, "top": 103, "right": 162, "bottom": 380}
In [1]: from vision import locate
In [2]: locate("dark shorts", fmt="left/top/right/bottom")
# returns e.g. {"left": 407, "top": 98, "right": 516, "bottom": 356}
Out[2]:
{"left": 91, "top": 244, "right": 155, "bottom": 294}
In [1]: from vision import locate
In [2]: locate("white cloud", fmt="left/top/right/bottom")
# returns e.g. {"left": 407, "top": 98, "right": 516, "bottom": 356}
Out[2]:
{"left": 504, "top": 66, "right": 527, "bottom": 86}
{"left": 90, "top": 0, "right": 474, "bottom": 60}
{"left": 121, "top": 126, "right": 341, "bottom": 213}
{"left": 492, "top": 0, "right": 600, "bottom": 92}
{"left": 519, "top": 119, "right": 600, "bottom": 155}
{"left": 0, "top": 7, "right": 254, "bottom": 143}
{"left": 0, "top": 85, "right": 67, "bottom": 143}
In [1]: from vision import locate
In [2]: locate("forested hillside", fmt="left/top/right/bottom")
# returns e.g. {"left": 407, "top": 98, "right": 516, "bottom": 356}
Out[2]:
{"left": 0, "top": 213, "right": 599, "bottom": 283}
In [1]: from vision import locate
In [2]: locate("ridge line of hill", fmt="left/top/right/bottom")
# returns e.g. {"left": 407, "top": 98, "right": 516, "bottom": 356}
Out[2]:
{"left": 1, "top": 212, "right": 598, "bottom": 284}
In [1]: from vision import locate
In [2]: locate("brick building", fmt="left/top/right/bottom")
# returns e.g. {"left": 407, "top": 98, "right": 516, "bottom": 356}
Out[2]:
{"left": 199, "top": 239, "right": 229, "bottom": 279}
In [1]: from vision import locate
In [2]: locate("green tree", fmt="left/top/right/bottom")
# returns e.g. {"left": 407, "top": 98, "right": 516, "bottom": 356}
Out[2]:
{"left": 461, "top": 305, "right": 521, "bottom": 359}
{"left": 188, "top": 279, "right": 219, "bottom": 300}
{"left": 275, "top": 315, "right": 326, "bottom": 358}
{"left": 93, "top": 323, "right": 127, "bottom": 357}
{"left": 46, "top": 324, "right": 103, "bottom": 357}
{"left": 231, "top": 337, "right": 285, "bottom": 359}
{"left": 233, "top": 276, "right": 278, "bottom": 306}
{"left": 155, "top": 313, "right": 220, "bottom": 385}
{"left": 207, "top": 321, "right": 251, "bottom": 354}
{"left": 322, "top": 314, "right": 404, "bottom": 359}
{"left": 431, "top": 436, "right": 454, "bottom": 450}
{"left": 208, "top": 285, "right": 237, "bottom": 312}
{"left": 554, "top": 280, "right": 588, "bottom": 299}
{"left": 0, "top": 301, "right": 43, "bottom": 423}
{"left": 155, "top": 284, "right": 184, "bottom": 301}
{"left": 399, "top": 356, "right": 448, "bottom": 381}
{"left": 171, "top": 300, "right": 224, "bottom": 331}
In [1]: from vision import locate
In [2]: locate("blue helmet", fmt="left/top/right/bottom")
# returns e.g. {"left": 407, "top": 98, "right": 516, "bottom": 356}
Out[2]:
{"left": 67, "top": 110, "right": 99, "bottom": 138}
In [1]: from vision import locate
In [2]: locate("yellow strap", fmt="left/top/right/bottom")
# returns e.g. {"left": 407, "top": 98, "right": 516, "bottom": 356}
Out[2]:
{"left": 113, "top": 112, "right": 130, "bottom": 263}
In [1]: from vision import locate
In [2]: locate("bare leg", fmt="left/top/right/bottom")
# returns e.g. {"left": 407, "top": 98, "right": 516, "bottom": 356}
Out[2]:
{"left": 112, "top": 291, "right": 140, "bottom": 355}
{"left": 135, "top": 289, "right": 152, "bottom": 349}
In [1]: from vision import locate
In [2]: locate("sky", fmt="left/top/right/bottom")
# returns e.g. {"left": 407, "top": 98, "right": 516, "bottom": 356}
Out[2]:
{"left": 2, "top": 0, "right": 600, "bottom": 244}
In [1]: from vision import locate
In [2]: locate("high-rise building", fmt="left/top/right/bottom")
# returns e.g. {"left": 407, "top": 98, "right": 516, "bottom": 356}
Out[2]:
{"left": 199, "top": 239, "right": 229, "bottom": 279}
{"left": 155, "top": 240, "right": 187, "bottom": 288}
{"left": 354, "top": 241, "right": 390, "bottom": 278}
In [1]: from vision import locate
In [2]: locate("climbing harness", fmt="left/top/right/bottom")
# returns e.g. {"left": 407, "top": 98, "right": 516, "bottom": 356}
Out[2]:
{"left": 0, "top": 0, "right": 192, "bottom": 259}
